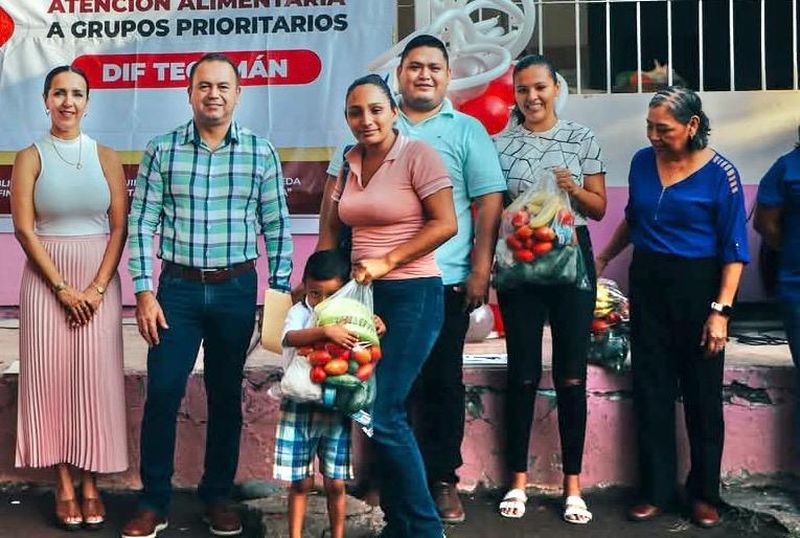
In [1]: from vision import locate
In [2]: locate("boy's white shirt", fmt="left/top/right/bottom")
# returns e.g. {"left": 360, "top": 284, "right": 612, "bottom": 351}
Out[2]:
{"left": 280, "top": 299, "right": 316, "bottom": 367}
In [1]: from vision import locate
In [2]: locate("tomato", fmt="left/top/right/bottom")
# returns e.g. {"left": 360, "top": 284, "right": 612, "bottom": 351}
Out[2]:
{"left": 591, "top": 319, "right": 609, "bottom": 334}
{"left": 297, "top": 346, "right": 314, "bottom": 356}
{"left": 533, "top": 227, "right": 556, "bottom": 242}
{"left": 515, "top": 225, "right": 534, "bottom": 240}
{"left": 513, "top": 249, "right": 535, "bottom": 263}
{"left": 310, "top": 366, "right": 327, "bottom": 384}
{"left": 351, "top": 347, "right": 372, "bottom": 365}
{"left": 557, "top": 208, "right": 575, "bottom": 226}
{"left": 533, "top": 241, "right": 553, "bottom": 255}
{"left": 325, "top": 343, "right": 349, "bottom": 357}
{"left": 523, "top": 238, "right": 535, "bottom": 250}
{"left": 370, "top": 346, "right": 382, "bottom": 361}
{"left": 506, "top": 234, "right": 523, "bottom": 251}
{"left": 313, "top": 342, "right": 327, "bottom": 351}
{"left": 605, "top": 311, "right": 622, "bottom": 324}
{"left": 356, "top": 363, "right": 374, "bottom": 381}
{"left": 308, "top": 350, "right": 332, "bottom": 367}
{"left": 324, "top": 358, "right": 349, "bottom": 376}
{"left": 510, "top": 210, "right": 530, "bottom": 227}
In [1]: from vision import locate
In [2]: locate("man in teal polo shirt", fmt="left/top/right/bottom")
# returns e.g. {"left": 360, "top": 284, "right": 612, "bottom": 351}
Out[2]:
{"left": 324, "top": 35, "right": 505, "bottom": 523}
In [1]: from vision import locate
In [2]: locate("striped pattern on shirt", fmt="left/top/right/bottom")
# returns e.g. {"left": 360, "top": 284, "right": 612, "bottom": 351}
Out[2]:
{"left": 128, "top": 120, "right": 293, "bottom": 293}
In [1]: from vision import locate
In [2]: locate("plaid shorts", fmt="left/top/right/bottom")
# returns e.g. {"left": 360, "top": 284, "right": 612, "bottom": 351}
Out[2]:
{"left": 273, "top": 399, "right": 354, "bottom": 482}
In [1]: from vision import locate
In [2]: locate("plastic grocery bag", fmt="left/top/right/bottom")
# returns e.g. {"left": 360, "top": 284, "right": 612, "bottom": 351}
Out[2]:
{"left": 308, "top": 281, "right": 382, "bottom": 416}
{"left": 279, "top": 350, "right": 323, "bottom": 403}
{"left": 494, "top": 170, "right": 588, "bottom": 291}
{"left": 587, "top": 279, "right": 630, "bottom": 373}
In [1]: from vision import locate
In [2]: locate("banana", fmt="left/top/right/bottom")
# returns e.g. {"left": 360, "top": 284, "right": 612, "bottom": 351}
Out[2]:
{"left": 528, "top": 198, "right": 560, "bottom": 228}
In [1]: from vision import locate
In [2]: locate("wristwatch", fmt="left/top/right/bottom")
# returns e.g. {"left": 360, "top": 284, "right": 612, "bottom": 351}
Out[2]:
{"left": 93, "top": 283, "right": 106, "bottom": 295}
{"left": 710, "top": 301, "right": 733, "bottom": 317}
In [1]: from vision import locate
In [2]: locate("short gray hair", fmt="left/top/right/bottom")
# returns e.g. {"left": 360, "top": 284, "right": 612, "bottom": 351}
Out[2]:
{"left": 649, "top": 86, "right": 711, "bottom": 150}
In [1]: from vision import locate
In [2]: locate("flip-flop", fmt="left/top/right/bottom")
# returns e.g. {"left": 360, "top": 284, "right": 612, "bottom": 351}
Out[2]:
{"left": 498, "top": 488, "right": 528, "bottom": 519}
{"left": 563, "top": 495, "right": 593, "bottom": 525}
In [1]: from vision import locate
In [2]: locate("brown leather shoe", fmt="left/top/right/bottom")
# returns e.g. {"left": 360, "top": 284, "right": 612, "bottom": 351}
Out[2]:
{"left": 204, "top": 503, "right": 243, "bottom": 536}
{"left": 120, "top": 509, "right": 168, "bottom": 538}
{"left": 431, "top": 481, "right": 465, "bottom": 524}
{"left": 691, "top": 500, "right": 721, "bottom": 528}
{"left": 628, "top": 503, "right": 662, "bottom": 522}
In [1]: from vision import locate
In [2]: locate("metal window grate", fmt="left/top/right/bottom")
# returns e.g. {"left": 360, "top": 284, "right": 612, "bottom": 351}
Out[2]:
{"left": 410, "top": 0, "right": 800, "bottom": 94}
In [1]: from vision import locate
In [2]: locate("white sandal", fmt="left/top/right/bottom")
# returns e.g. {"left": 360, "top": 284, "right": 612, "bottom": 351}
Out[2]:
{"left": 498, "top": 488, "right": 528, "bottom": 519}
{"left": 563, "top": 495, "right": 593, "bottom": 525}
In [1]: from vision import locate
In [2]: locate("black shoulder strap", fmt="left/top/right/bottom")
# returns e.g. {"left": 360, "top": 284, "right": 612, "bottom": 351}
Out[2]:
{"left": 340, "top": 144, "right": 354, "bottom": 184}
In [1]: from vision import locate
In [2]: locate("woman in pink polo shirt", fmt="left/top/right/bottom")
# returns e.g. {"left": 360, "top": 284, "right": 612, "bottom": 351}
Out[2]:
{"left": 319, "top": 74, "right": 456, "bottom": 538}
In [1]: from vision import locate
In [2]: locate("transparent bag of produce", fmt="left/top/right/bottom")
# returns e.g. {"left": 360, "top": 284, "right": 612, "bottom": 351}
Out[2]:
{"left": 587, "top": 278, "right": 630, "bottom": 372}
{"left": 495, "top": 169, "right": 588, "bottom": 291}
{"left": 307, "top": 281, "right": 382, "bottom": 415}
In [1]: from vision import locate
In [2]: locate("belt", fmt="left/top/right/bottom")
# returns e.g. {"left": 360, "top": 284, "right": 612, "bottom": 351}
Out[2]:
{"left": 164, "top": 260, "right": 255, "bottom": 283}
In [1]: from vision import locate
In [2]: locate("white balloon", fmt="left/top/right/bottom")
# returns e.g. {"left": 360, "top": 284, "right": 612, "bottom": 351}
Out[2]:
{"left": 465, "top": 304, "right": 495, "bottom": 343}
{"left": 367, "top": 0, "right": 540, "bottom": 103}
{"left": 555, "top": 72, "right": 570, "bottom": 116}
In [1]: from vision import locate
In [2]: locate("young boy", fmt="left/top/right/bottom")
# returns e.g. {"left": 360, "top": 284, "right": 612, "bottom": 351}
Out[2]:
{"left": 273, "top": 249, "right": 384, "bottom": 538}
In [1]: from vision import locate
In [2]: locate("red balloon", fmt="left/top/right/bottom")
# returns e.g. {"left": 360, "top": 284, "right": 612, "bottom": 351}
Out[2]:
{"left": 484, "top": 65, "right": 515, "bottom": 105}
{"left": 458, "top": 94, "right": 511, "bottom": 135}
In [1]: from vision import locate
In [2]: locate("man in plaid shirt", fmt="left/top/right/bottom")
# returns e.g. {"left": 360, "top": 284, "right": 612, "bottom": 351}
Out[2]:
{"left": 123, "top": 53, "right": 293, "bottom": 538}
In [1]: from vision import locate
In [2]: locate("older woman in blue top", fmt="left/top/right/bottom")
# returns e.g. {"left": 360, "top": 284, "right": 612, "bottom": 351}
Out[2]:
{"left": 596, "top": 87, "right": 749, "bottom": 529}
{"left": 754, "top": 141, "right": 800, "bottom": 449}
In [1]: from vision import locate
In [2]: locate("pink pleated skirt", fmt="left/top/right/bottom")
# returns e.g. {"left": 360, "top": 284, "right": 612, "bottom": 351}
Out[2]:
{"left": 16, "top": 234, "right": 128, "bottom": 473}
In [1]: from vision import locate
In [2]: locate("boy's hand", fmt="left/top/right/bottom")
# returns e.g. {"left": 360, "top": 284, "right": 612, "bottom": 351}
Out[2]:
{"left": 373, "top": 315, "right": 387, "bottom": 337}
{"left": 323, "top": 321, "right": 359, "bottom": 348}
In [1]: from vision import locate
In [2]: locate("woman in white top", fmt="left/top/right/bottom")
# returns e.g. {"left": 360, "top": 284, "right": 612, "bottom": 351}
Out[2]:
{"left": 11, "top": 65, "right": 128, "bottom": 531}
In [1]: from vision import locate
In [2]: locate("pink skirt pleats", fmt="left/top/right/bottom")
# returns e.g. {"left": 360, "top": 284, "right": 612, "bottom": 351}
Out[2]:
{"left": 16, "top": 234, "right": 128, "bottom": 473}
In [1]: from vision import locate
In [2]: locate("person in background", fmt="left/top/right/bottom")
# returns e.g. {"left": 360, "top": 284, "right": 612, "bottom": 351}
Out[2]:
{"left": 596, "top": 86, "right": 749, "bottom": 528}
{"left": 123, "top": 53, "right": 293, "bottom": 538}
{"left": 319, "top": 73, "right": 456, "bottom": 538}
{"left": 12, "top": 64, "right": 128, "bottom": 531}
{"left": 494, "top": 54, "right": 606, "bottom": 525}
{"left": 323, "top": 35, "right": 505, "bottom": 524}
{"left": 754, "top": 137, "right": 800, "bottom": 450}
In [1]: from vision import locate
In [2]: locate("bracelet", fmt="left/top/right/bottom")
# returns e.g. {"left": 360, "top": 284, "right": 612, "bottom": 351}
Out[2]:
{"left": 53, "top": 281, "right": 68, "bottom": 293}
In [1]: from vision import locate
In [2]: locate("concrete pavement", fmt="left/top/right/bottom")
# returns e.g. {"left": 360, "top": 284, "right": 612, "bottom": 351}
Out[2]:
{"left": 0, "top": 483, "right": 794, "bottom": 537}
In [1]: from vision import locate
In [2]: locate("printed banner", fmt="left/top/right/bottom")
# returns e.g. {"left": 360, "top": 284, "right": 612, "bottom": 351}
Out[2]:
{"left": 0, "top": 1, "right": 396, "bottom": 216}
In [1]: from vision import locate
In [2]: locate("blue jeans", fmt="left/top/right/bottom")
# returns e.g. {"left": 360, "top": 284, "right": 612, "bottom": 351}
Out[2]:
{"left": 782, "top": 301, "right": 800, "bottom": 449}
{"left": 139, "top": 265, "right": 257, "bottom": 515}
{"left": 372, "top": 277, "right": 444, "bottom": 538}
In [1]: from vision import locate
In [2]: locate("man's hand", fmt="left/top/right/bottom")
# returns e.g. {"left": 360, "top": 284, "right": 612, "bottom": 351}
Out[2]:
{"left": 135, "top": 291, "right": 169, "bottom": 346}
{"left": 458, "top": 270, "right": 490, "bottom": 312}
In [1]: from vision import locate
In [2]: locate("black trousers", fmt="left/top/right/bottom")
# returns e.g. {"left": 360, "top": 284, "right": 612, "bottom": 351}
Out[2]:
{"left": 498, "top": 226, "right": 596, "bottom": 475}
{"left": 629, "top": 250, "right": 724, "bottom": 507}
{"left": 411, "top": 285, "right": 470, "bottom": 485}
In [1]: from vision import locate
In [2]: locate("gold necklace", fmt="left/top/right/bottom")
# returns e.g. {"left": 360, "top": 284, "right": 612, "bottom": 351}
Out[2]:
{"left": 49, "top": 133, "right": 82, "bottom": 170}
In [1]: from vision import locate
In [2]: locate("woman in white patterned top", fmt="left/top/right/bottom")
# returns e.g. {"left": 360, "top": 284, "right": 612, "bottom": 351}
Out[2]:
{"left": 493, "top": 54, "right": 607, "bottom": 525}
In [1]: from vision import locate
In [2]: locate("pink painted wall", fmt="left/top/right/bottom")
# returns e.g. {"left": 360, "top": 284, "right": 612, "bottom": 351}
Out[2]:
{"left": 0, "top": 364, "right": 793, "bottom": 491}
{"left": 0, "top": 183, "right": 768, "bottom": 306}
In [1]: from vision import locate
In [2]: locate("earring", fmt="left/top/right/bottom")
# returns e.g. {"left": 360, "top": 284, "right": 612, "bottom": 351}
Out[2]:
{"left": 45, "top": 110, "right": 50, "bottom": 116}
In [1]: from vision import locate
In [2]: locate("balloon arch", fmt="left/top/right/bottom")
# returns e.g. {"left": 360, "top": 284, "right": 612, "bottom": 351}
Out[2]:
{"left": 370, "top": 0, "right": 568, "bottom": 134}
